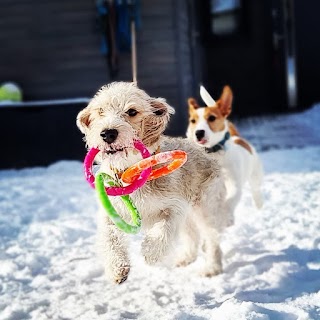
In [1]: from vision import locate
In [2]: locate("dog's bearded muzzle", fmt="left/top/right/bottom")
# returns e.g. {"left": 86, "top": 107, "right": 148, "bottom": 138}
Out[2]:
{"left": 100, "top": 141, "right": 134, "bottom": 158}
{"left": 99, "top": 128, "right": 124, "bottom": 154}
{"left": 85, "top": 120, "right": 137, "bottom": 158}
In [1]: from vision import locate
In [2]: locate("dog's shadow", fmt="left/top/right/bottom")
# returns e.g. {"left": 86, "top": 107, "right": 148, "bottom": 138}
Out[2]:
{"left": 189, "top": 245, "right": 320, "bottom": 319}
{"left": 224, "top": 245, "right": 320, "bottom": 303}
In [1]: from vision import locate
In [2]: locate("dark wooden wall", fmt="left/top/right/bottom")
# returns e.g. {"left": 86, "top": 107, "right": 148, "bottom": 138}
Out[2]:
{"left": 0, "top": 0, "right": 195, "bottom": 168}
{"left": 134, "top": 0, "right": 192, "bottom": 136}
{"left": 173, "top": 0, "right": 194, "bottom": 133}
{"left": 0, "top": 0, "right": 112, "bottom": 100}
{"left": 0, "top": 104, "right": 86, "bottom": 169}
{"left": 0, "top": 0, "right": 193, "bottom": 136}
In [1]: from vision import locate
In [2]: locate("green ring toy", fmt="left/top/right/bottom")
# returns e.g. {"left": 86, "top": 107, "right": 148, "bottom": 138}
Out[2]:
{"left": 96, "top": 172, "right": 141, "bottom": 234}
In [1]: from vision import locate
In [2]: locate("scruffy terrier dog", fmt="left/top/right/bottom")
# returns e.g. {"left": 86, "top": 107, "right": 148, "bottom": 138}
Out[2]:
{"left": 77, "top": 82, "right": 231, "bottom": 284}
{"left": 187, "top": 85, "right": 263, "bottom": 216}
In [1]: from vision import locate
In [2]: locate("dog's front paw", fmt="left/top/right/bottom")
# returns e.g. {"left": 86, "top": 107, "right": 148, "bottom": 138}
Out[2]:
{"left": 253, "top": 193, "right": 263, "bottom": 209}
{"left": 176, "top": 254, "right": 197, "bottom": 267}
{"left": 108, "top": 262, "right": 130, "bottom": 284}
{"left": 199, "top": 265, "right": 222, "bottom": 277}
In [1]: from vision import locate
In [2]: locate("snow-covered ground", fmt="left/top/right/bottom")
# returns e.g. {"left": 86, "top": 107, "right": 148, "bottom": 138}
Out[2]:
{"left": 1, "top": 105, "right": 320, "bottom": 320}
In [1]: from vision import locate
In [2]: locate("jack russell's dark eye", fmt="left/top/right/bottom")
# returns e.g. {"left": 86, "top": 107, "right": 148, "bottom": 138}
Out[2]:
{"left": 126, "top": 108, "right": 138, "bottom": 117}
{"left": 190, "top": 119, "right": 196, "bottom": 124}
{"left": 208, "top": 115, "right": 216, "bottom": 122}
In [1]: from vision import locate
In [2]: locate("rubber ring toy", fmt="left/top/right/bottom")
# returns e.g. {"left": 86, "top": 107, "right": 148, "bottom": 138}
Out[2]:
{"left": 96, "top": 172, "right": 141, "bottom": 234}
{"left": 84, "top": 140, "right": 152, "bottom": 196}
{"left": 121, "top": 150, "right": 188, "bottom": 184}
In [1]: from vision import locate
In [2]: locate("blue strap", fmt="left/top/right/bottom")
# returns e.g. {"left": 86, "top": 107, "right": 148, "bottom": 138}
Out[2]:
{"left": 115, "top": 0, "right": 141, "bottom": 51}
{"left": 205, "top": 131, "right": 231, "bottom": 153}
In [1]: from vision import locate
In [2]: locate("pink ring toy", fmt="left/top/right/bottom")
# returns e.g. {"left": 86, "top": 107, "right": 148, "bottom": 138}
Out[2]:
{"left": 84, "top": 140, "right": 152, "bottom": 196}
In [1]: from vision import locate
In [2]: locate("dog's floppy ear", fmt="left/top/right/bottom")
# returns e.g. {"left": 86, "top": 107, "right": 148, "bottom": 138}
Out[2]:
{"left": 142, "top": 97, "right": 174, "bottom": 147}
{"left": 76, "top": 106, "right": 92, "bottom": 134}
{"left": 150, "top": 97, "right": 175, "bottom": 116}
{"left": 218, "top": 85, "right": 233, "bottom": 117}
{"left": 188, "top": 98, "right": 200, "bottom": 113}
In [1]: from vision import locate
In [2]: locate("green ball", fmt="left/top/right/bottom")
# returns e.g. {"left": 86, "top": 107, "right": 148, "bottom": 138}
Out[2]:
{"left": 0, "top": 82, "right": 22, "bottom": 102}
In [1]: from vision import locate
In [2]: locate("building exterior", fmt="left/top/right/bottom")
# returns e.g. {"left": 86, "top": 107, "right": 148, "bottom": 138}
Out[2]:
{"left": 1, "top": 0, "right": 319, "bottom": 168}
{"left": 190, "top": 0, "right": 320, "bottom": 116}
{"left": 0, "top": 0, "right": 193, "bottom": 137}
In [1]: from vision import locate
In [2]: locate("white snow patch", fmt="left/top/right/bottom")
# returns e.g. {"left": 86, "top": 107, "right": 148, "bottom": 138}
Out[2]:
{"left": 1, "top": 105, "right": 320, "bottom": 319}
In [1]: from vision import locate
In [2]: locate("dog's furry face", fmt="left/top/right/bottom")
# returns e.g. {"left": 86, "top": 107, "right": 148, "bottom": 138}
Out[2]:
{"left": 77, "top": 82, "right": 175, "bottom": 165}
{"left": 186, "top": 86, "right": 233, "bottom": 147}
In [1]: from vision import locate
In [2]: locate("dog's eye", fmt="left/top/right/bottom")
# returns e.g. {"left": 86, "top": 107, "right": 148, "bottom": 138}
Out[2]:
{"left": 98, "top": 108, "right": 104, "bottom": 115}
{"left": 190, "top": 119, "right": 196, "bottom": 124}
{"left": 126, "top": 108, "right": 138, "bottom": 117}
{"left": 154, "top": 109, "right": 165, "bottom": 116}
{"left": 208, "top": 115, "right": 216, "bottom": 122}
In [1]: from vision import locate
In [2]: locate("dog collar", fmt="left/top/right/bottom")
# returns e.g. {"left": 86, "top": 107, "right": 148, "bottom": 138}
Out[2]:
{"left": 205, "top": 131, "right": 231, "bottom": 153}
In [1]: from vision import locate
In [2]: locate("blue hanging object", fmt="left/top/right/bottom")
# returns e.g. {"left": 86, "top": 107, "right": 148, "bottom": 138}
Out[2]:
{"left": 96, "top": 0, "right": 110, "bottom": 55}
{"left": 115, "top": 0, "right": 141, "bottom": 52}
{"left": 95, "top": 0, "right": 141, "bottom": 78}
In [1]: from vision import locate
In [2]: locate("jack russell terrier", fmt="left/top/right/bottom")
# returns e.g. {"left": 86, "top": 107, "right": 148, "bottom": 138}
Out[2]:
{"left": 187, "top": 85, "right": 263, "bottom": 217}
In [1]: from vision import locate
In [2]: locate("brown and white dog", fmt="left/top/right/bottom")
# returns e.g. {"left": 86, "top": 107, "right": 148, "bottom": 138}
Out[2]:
{"left": 187, "top": 85, "right": 263, "bottom": 216}
{"left": 77, "top": 82, "right": 231, "bottom": 284}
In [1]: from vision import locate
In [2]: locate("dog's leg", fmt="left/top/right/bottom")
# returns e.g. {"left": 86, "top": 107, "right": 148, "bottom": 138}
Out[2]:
{"left": 197, "top": 208, "right": 223, "bottom": 276}
{"left": 176, "top": 213, "right": 200, "bottom": 267}
{"left": 97, "top": 209, "right": 130, "bottom": 284}
{"left": 200, "top": 226, "right": 222, "bottom": 277}
{"left": 224, "top": 175, "right": 242, "bottom": 221}
{"left": 197, "top": 179, "right": 228, "bottom": 276}
{"left": 249, "top": 155, "right": 264, "bottom": 209}
{"left": 141, "top": 208, "right": 180, "bottom": 265}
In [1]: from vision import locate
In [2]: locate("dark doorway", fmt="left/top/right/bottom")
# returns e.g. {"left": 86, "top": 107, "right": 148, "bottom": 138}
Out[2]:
{"left": 191, "top": 0, "right": 299, "bottom": 117}
{"left": 294, "top": 0, "right": 320, "bottom": 109}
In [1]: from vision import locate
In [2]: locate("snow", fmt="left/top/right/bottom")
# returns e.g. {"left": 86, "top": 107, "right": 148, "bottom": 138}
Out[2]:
{"left": 1, "top": 105, "right": 320, "bottom": 320}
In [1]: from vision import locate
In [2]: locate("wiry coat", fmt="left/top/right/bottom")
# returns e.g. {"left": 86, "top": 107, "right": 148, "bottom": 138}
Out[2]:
{"left": 77, "top": 82, "right": 231, "bottom": 283}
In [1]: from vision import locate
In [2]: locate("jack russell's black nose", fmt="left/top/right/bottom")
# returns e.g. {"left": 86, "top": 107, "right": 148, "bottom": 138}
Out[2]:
{"left": 195, "top": 130, "right": 205, "bottom": 141}
{"left": 100, "top": 129, "right": 118, "bottom": 144}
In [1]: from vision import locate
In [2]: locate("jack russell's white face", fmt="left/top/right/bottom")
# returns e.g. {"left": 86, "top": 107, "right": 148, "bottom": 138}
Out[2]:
{"left": 186, "top": 107, "right": 229, "bottom": 148}
{"left": 186, "top": 85, "right": 233, "bottom": 148}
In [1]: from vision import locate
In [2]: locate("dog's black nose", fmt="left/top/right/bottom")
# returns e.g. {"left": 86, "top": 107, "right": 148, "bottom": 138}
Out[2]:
{"left": 100, "top": 129, "right": 118, "bottom": 144}
{"left": 195, "top": 130, "right": 205, "bottom": 141}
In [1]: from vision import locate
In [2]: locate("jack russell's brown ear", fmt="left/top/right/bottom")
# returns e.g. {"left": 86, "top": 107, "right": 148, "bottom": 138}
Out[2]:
{"left": 188, "top": 98, "right": 200, "bottom": 112}
{"left": 218, "top": 85, "right": 233, "bottom": 117}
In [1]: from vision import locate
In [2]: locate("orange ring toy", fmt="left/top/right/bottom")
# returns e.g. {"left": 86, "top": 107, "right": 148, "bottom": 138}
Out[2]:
{"left": 121, "top": 150, "right": 187, "bottom": 184}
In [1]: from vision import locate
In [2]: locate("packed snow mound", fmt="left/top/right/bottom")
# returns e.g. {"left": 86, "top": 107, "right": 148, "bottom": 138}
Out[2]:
{"left": 237, "top": 104, "right": 320, "bottom": 151}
